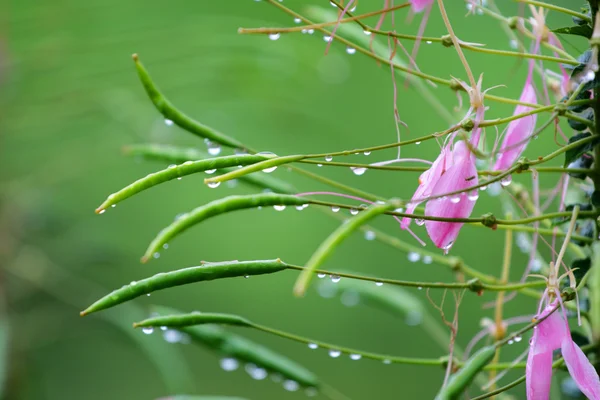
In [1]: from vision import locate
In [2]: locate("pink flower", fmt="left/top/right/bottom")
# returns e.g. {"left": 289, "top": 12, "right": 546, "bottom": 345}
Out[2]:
{"left": 410, "top": 0, "right": 434, "bottom": 13}
{"left": 493, "top": 77, "right": 537, "bottom": 171}
{"left": 526, "top": 304, "right": 600, "bottom": 400}
{"left": 423, "top": 141, "right": 478, "bottom": 250}
{"left": 400, "top": 145, "right": 451, "bottom": 230}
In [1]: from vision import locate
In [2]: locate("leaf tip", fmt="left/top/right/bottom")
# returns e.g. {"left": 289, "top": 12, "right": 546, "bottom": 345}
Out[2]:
{"left": 132, "top": 53, "right": 139, "bottom": 62}
{"left": 80, "top": 310, "right": 88, "bottom": 317}
{"left": 140, "top": 255, "right": 150, "bottom": 263}
{"left": 94, "top": 207, "right": 105, "bottom": 214}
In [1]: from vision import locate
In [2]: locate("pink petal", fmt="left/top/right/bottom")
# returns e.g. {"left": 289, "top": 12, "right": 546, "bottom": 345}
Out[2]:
{"left": 424, "top": 143, "right": 478, "bottom": 249}
{"left": 410, "top": 0, "right": 434, "bottom": 13}
{"left": 401, "top": 146, "right": 450, "bottom": 229}
{"left": 530, "top": 307, "right": 568, "bottom": 355}
{"left": 493, "top": 83, "right": 537, "bottom": 171}
{"left": 526, "top": 349, "right": 553, "bottom": 400}
{"left": 562, "top": 339, "right": 600, "bottom": 399}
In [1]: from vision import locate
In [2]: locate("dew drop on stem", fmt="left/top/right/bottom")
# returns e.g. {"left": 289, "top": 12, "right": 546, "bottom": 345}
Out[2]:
{"left": 328, "top": 349, "right": 341, "bottom": 358}
{"left": 331, "top": 206, "right": 340, "bottom": 213}
{"left": 269, "top": 33, "right": 281, "bottom": 41}
{"left": 220, "top": 358, "right": 239, "bottom": 371}
{"left": 308, "top": 343, "right": 318, "bottom": 350}
{"left": 283, "top": 380, "right": 299, "bottom": 392}
{"left": 273, "top": 205, "right": 286, "bottom": 211}
{"left": 142, "top": 327, "right": 154, "bottom": 335}
{"left": 207, "top": 181, "right": 221, "bottom": 189}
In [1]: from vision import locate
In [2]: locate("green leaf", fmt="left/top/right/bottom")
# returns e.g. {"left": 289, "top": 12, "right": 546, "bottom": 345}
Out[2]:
{"left": 563, "top": 132, "right": 598, "bottom": 167}
{"left": 552, "top": 25, "right": 592, "bottom": 38}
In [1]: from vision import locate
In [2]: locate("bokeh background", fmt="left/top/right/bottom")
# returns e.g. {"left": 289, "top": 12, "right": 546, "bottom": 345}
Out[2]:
{"left": 1, "top": 1, "right": 586, "bottom": 399}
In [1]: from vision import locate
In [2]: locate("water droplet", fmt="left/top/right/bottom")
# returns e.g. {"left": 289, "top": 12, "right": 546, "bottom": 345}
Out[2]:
{"left": 442, "top": 241, "right": 454, "bottom": 255}
{"left": 450, "top": 194, "right": 461, "bottom": 204}
{"left": 363, "top": 151, "right": 371, "bottom": 156}
{"left": 164, "top": 119, "right": 174, "bottom": 126}
{"left": 293, "top": 17, "right": 301, "bottom": 24}
{"left": 514, "top": 335, "right": 522, "bottom": 343}
{"left": 220, "top": 358, "right": 239, "bottom": 371}
{"left": 418, "top": 286, "right": 423, "bottom": 290}
{"left": 415, "top": 141, "right": 422, "bottom": 145}
{"left": 363, "top": 30, "right": 372, "bottom": 36}
{"left": 130, "top": 281, "right": 137, "bottom": 286}
{"left": 351, "top": 167, "right": 367, "bottom": 176}
{"left": 98, "top": 209, "right": 106, "bottom": 214}
{"left": 245, "top": 364, "right": 268, "bottom": 380}
{"left": 153, "top": 252, "right": 160, "bottom": 259}
{"left": 111, "top": 204, "right": 117, "bottom": 208}
{"left": 244, "top": 275, "right": 250, "bottom": 279}
{"left": 168, "top": 164, "right": 177, "bottom": 169}
{"left": 269, "top": 33, "right": 281, "bottom": 41}
{"left": 206, "top": 140, "right": 221, "bottom": 156}
{"left": 350, "top": 208, "right": 359, "bottom": 216}
{"left": 317, "top": 163, "right": 322, "bottom": 167}
{"left": 205, "top": 169, "right": 217, "bottom": 174}
{"left": 346, "top": 46, "right": 356, "bottom": 55}
{"left": 301, "top": 29, "right": 307, "bottom": 34}
{"left": 177, "top": 177, "right": 182, "bottom": 181}
{"left": 160, "top": 326, "right": 168, "bottom": 331}
{"left": 325, "top": 155, "right": 333, "bottom": 162}
{"left": 317, "top": 273, "right": 326, "bottom": 279}
{"left": 328, "top": 349, "right": 341, "bottom": 358}
{"left": 349, "top": 354, "right": 362, "bottom": 360}
{"left": 330, "top": 274, "right": 341, "bottom": 283}
{"left": 480, "top": 185, "right": 488, "bottom": 191}
{"left": 408, "top": 252, "right": 421, "bottom": 262}
{"left": 163, "top": 329, "right": 183, "bottom": 343}
{"left": 331, "top": 206, "right": 340, "bottom": 213}
{"left": 207, "top": 181, "right": 221, "bottom": 189}
{"left": 508, "top": 339, "right": 514, "bottom": 345}
{"left": 273, "top": 205, "right": 286, "bottom": 211}
{"left": 530, "top": 259, "right": 543, "bottom": 272}
{"left": 405, "top": 310, "right": 423, "bottom": 326}
{"left": 383, "top": 359, "right": 391, "bottom": 365}
{"left": 423, "top": 255, "right": 433, "bottom": 264}
{"left": 364, "top": 230, "right": 376, "bottom": 241}
{"left": 283, "top": 380, "right": 300, "bottom": 392}
{"left": 323, "top": 35, "right": 332, "bottom": 43}
{"left": 142, "top": 327, "right": 154, "bottom": 335}
{"left": 426, "top": 40, "right": 432, "bottom": 44}
{"left": 468, "top": 191, "right": 479, "bottom": 201}
{"left": 415, "top": 218, "right": 425, "bottom": 226}
{"left": 375, "top": 281, "right": 383, "bottom": 287}
{"left": 500, "top": 175, "right": 512, "bottom": 187}
{"left": 307, "top": 29, "right": 314, "bottom": 34}
{"left": 509, "top": 39, "right": 518, "bottom": 49}
{"left": 308, "top": 343, "right": 318, "bottom": 350}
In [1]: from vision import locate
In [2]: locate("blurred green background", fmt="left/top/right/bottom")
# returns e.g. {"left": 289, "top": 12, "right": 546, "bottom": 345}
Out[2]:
{"left": 1, "top": 1, "right": 586, "bottom": 399}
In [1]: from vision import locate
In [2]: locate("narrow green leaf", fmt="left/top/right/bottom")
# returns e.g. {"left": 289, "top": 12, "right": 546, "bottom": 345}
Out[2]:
{"left": 134, "top": 312, "right": 251, "bottom": 328}
{"left": 96, "top": 154, "right": 269, "bottom": 212}
{"left": 435, "top": 346, "right": 496, "bottom": 400}
{"left": 142, "top": 194, "right": 306, "bottom": 261}
{"left": 0, "top": 309, "right": 8, "bottom": 398}
{"left": 123, "top": 144, "right": 297, "bottom": 194}
{"left": 151, "top": 306, "right": 320, "bottom": 389}
{"left": 552, "top": 25, "right": 592, "bottom": 38}
{"left": 133, "top": 54, "right": 248, "bottom": 150}
{"left": 204, "top": 155, "right": 304, "bottom": 185}
{"left": 293, "top": 201, "right": 396, "bottom": 296}
{"left": 80, "top": 260, "right": 287, "bottom": 315}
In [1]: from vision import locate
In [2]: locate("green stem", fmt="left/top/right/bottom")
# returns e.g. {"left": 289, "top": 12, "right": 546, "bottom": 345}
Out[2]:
{"left": 516, "top": 0, "right": 592, "bottom": 22}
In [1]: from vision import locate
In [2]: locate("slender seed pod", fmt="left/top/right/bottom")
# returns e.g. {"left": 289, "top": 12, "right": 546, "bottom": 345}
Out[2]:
{"left": 293, "top": 202, "right": 396, "bottom": 296}
{"left": 435, "top": 346, "right": 496, "bottom": 400}
{"left": 142, "top": 194, "right": 307, "bottom": 262}
{"left": 204, "top": 155, "right": 304, "bottom": 185}
{"left": 122, "top": 144, "right": 297, "bottom": 194}
{"left": 80, "top": 260, "right": 287, "bottom": 316}
{"left": 96, "top": 155, "right": 270, "bottom": 212}
{"left": 134, "top": 312, "right": 251, "bottom": 328}
{"left": 151, "top": 307, "right": 320, "bottom": 389}
{"left": 133, "top": 54, "right": 248, "bottom": 150}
